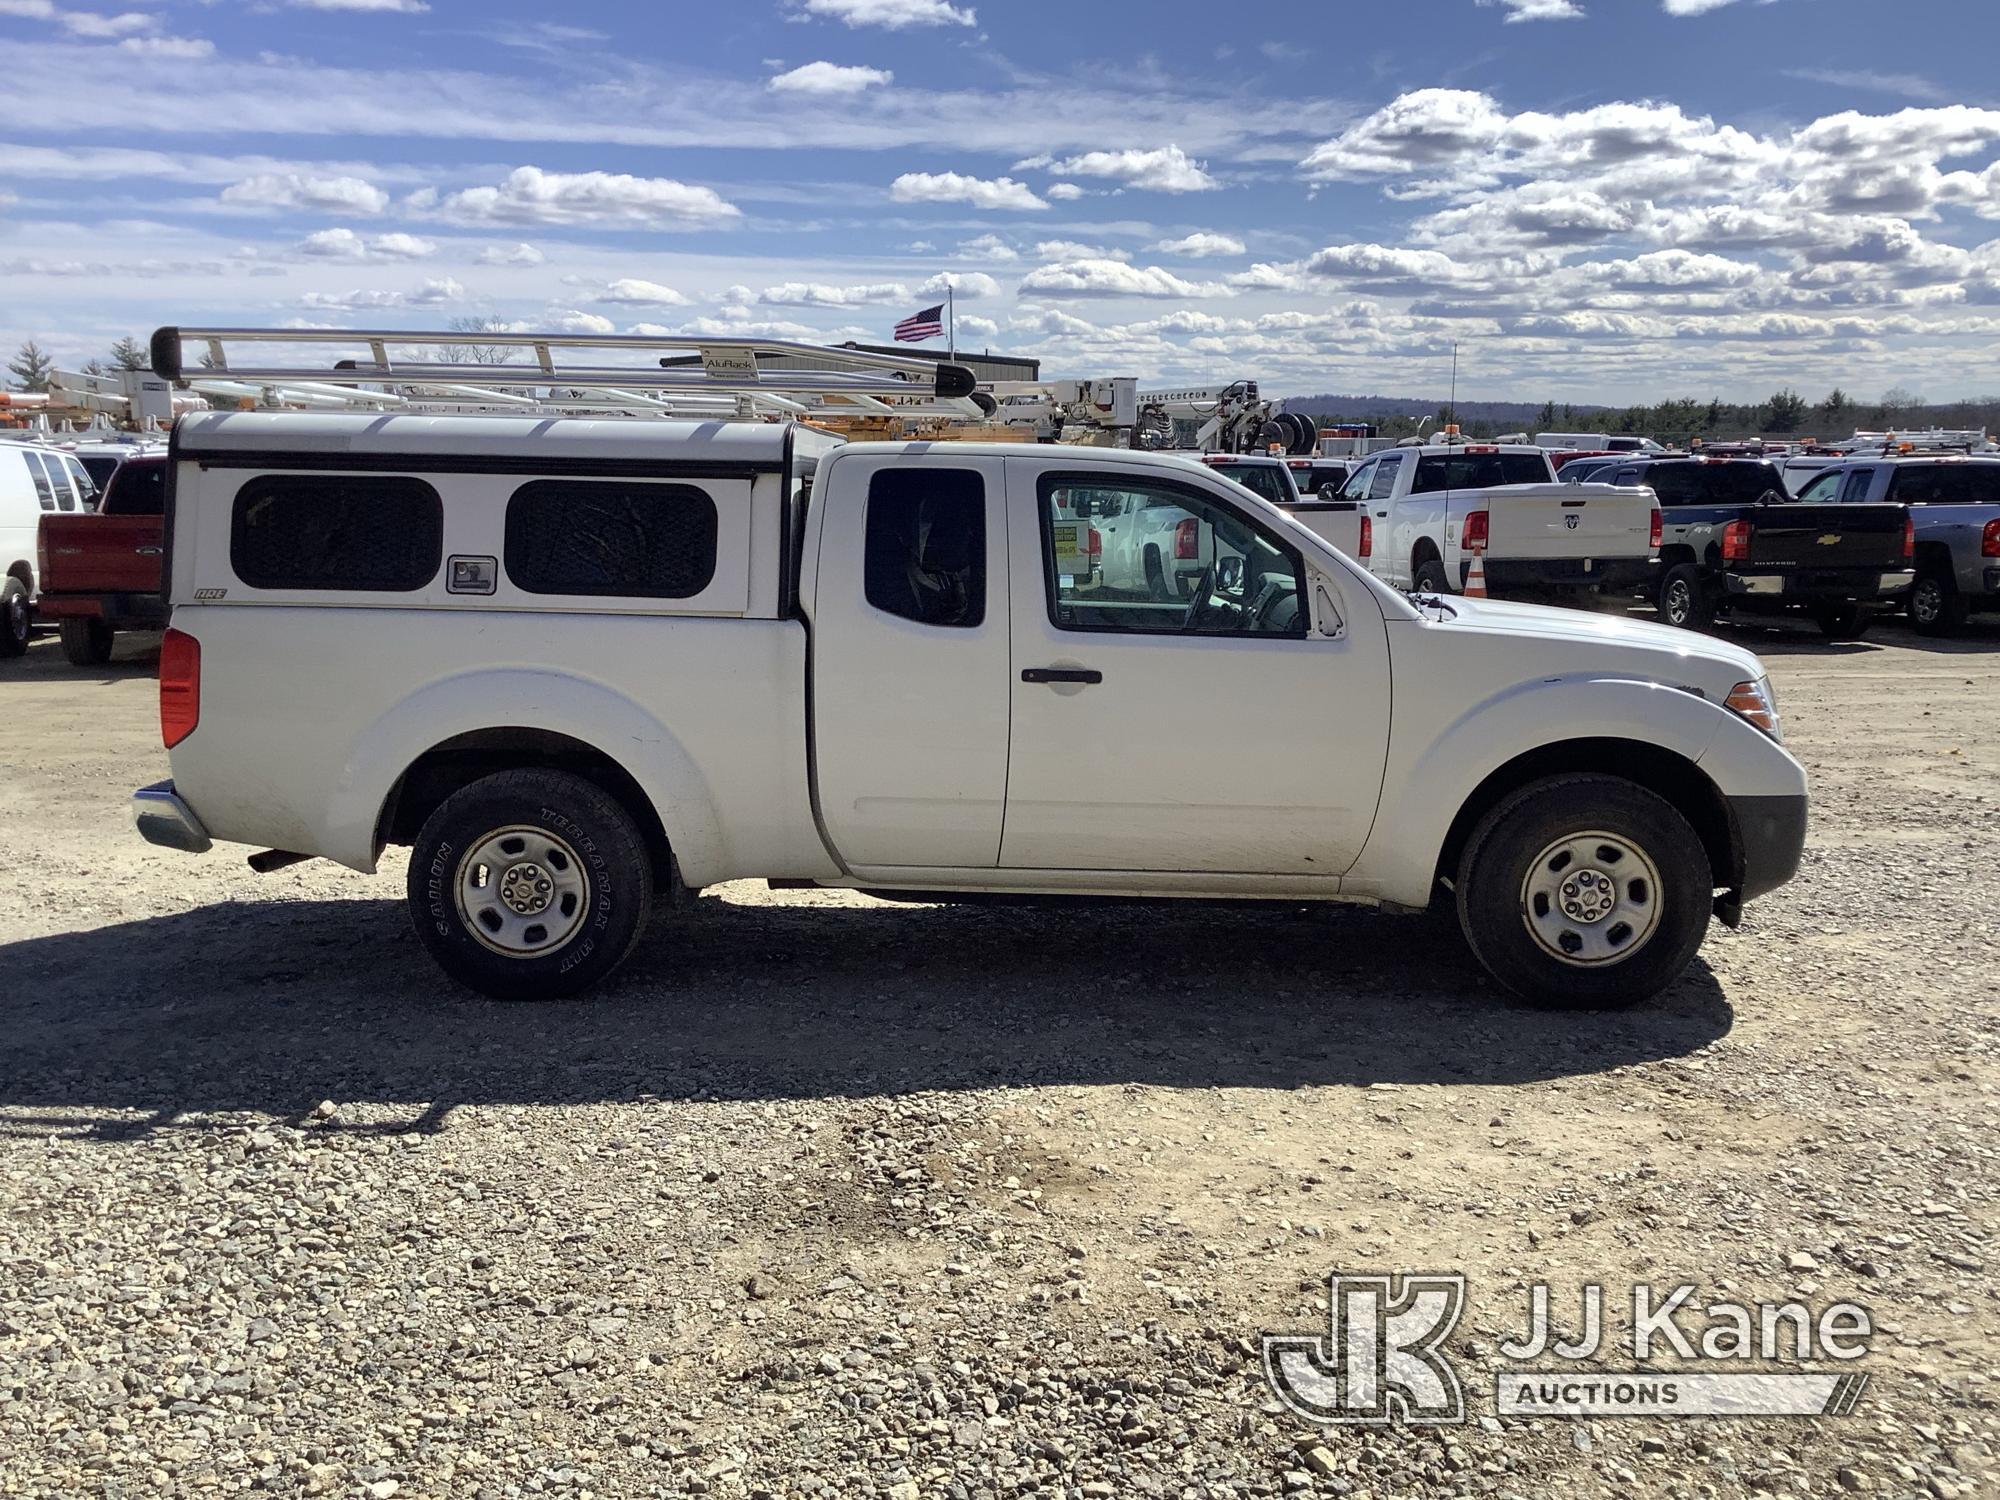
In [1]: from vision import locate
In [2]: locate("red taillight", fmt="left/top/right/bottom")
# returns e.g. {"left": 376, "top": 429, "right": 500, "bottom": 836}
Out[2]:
{"left": 1087, "top": 526, "right": 1102, "bottom": 559}
{"left": 1650, "top": 507, "right": 1663, "bottom": 550}
{"left": 1175, "top": 517, "right": 1199, "bottom": 561}
{"left": 1982, "top": 518, "right": 1999, "bottom": 558}
{"left": 1462, "top": 510, "right": 1488, "bottom": 551}
{"left": 1358, "top": 514, "right": 1373, "bottom": 559}
{"left": 1721, "top": 519, "right": 1752, "bottom": 563}
{"left": 160, "top": 628, "right": 199, "bottom": 748}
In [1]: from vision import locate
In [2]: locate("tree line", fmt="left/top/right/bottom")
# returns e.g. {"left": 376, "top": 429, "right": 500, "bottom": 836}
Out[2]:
{"left": 1297, "top": 387, "right": 1998, "bottom": 445}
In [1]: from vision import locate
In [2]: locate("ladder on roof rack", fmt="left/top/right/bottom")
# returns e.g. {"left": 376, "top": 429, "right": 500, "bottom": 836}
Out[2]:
{"left": 149, "top": 326, "right": 985, "bottom": 421}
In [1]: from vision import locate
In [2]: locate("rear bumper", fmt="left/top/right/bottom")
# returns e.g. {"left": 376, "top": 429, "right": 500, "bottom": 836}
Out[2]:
{"left": 132, "top": 780, "right": 211, "bottom": 854}
{"left": 1475, "top": 556, "right": 1658, "bottom": 593}
{"left": 1729, "top": 792, "right": 1808, "bottom": 904}
{"left": 1723, "top": 567, "right": 1913, "bottom": 603}
{"left": 36, "top": 592, "right": 167, "bottom": 627}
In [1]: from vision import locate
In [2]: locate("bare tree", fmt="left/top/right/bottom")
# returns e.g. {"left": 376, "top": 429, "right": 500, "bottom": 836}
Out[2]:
{"left": 440, "top": 315, "right": 518, "bottom": 366}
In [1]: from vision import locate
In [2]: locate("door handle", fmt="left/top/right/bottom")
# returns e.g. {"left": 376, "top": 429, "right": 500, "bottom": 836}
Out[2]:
{"left": 1022, "top": 667, "right": 1102, "bottom": 685}
{"left": 135, "top": 546, "right": 163, "bottom": 556}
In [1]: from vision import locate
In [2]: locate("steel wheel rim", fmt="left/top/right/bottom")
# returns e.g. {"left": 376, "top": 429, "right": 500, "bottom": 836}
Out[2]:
{"left": 1912, "top": 580, "right": 1940, "bottom": 624}
{"left": 455, "top": 824, "right": 590, "bottom": 958}
{"left": 1663, "top": 578, "right": 1690, "bottom": 625}
{"left": 4, "top": 593, "right": 24, "bottom": 641}
{"left": 1520, "top": 830, "right": 1665, "bottom": 968}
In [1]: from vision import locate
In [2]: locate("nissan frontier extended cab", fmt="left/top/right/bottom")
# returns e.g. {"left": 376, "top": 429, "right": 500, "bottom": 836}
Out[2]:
{"left": 131, "top": 328, "right": 1807, "bottom": 1010}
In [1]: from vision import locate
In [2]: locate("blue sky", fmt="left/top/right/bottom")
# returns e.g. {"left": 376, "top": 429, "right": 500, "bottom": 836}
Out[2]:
{"left": 2, "top": 0, "right": 1996, "bottom": 403}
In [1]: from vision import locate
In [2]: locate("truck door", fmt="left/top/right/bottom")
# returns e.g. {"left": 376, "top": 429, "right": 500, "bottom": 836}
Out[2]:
{"left": 811, "top": 454, "right": 1011, "bottom": 868}
{"left": 1000, "top": 458, "right": 1390, "bottom": 878}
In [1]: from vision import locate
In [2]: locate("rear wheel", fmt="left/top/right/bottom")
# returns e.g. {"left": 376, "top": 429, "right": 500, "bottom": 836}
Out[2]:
{"left": 408, "top": 768, "right": 653, "bottom": 1000}
{"left": 1412, "top": 556, "right": 1449, "bottom": 594}
{"left": 1656, "top": 563, "right": 1713, "bottom": 631}
{"left": 58, "top": 617, "right": 114, "bottom": 666}
{"left": 0, "top": 578, "right": 28, "bottom": 658}
{"left": 1812, "top": 601, "right": 1871, "bottom": 640}
{"left": 1456, "top": 774, "right": 1712, "bottom": 1009}
{"left": 1909, "top": 569, "right": 1967, "bottom": 637}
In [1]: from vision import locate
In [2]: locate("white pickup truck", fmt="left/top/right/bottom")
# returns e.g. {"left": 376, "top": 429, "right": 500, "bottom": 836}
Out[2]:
{"left": 131, "top": 350, "right": 1807, "bottom": 1011}
{"left": 1334, "top": 441, "right": 1660, "bottom": 600}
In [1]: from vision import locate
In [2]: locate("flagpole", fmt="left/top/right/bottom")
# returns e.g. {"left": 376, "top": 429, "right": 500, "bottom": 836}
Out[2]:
{"left": 947, "top": 283, "right": 956, "bottom": 360}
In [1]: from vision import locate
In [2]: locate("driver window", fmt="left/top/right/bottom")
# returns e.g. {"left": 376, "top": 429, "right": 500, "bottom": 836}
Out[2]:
{"left": 1339, "top": 462, "right": 1375, "bottom": 503}
{"left": 1037, "top": 475, "right": 1307, "bottom": 639}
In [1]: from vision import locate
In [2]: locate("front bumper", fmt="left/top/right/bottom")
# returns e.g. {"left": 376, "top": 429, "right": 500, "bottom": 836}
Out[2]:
{"left": 132, "top": 779, "right": 211, "bottom": 854}
{"left": 1474, "top": 556, "right": 1659, "bottom": 594}
{"left": 1724, "top": 567, "right": 1913, "bottom": 602}
{"left": 1729, "top": 792, "right": 1807, "bottom": 904}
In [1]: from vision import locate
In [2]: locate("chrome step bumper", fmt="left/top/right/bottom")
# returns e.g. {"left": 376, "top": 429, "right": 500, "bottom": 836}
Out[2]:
{"left": 132, "top": 779, "right": 212, "bottom": 854}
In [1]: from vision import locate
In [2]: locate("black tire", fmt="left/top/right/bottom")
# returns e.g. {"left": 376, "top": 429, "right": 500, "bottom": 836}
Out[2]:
{"left": 1412, "top": 556, "right": 1449, "bottom": 594}
{"left": 1909, "top": 569, "right": 1968, "bottom": 638}
{"left": 1656, "top": 562, "right": 1713, "bottom": 631}
{"left": 59, "top": 617, "right": 114, "bottom": 666}
{"left": 408, "top": 768, "right": 653, "bottom": 1000}
{"left": 0, "top": 577, "right": 28, "bottom": 658}
{"left": 1812, "top": 602, "right": 1870, "bottom": 640}
{"left": 1455, "top": 774, "right": 1712, "bottom": 1009}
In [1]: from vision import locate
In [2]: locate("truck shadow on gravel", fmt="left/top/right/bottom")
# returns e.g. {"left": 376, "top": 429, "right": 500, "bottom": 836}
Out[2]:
{"left": 0, "top": 894, "right": 1731, "bottom": 1139}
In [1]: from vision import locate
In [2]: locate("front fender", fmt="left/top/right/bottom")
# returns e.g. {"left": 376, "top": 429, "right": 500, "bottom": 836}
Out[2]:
{"left": 1350, "top": 675, "right": 1725, "bottom": 906}
{"left": 322, "top": 668, "right": 722, "bottom": 877}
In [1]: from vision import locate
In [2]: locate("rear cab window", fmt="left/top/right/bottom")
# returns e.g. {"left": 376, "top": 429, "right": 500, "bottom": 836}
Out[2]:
{"left": 1216, "top": 464, "right": 1294, "bottom": 507}
{"left": 1410, "top": 452, "right": 1549, "bottom": 493}
{"left": 105, "top": 462, "right": 167, "bottom": 517}
{"left": 1888, "top": 463, "right": 2000, "bottom": 504}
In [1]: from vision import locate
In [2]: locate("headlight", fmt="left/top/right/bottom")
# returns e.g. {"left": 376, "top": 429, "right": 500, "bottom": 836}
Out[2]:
{"left": 1726, "top": 678, "right": 1782, "bottom": 743}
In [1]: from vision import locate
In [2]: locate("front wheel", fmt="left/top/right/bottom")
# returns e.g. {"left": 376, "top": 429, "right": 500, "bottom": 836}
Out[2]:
{"left": 408, "top": 768, "right": 653, "bottom": 1000}
{"left": 1456, "top": 775, "right": 1712, "bottom": 1009}
{"left": 1812, "top": 602, "right": 1870, "bottom": 640}
{"left": 59, "top": 617, "right": 114, "bottom": 666}
{"left": 0, "top": 578, "right": 28, "bottom": 658}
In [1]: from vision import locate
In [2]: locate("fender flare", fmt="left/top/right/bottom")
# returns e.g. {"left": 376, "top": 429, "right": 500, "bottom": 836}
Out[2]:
{"left": 1352, "top": 675, "right": 1726, "bottom": 906}
{"left": 319, "top": 668, "right": 722, "bottom": 876}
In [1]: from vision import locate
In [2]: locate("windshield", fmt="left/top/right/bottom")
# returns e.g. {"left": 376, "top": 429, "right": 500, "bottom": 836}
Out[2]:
{"left": 1411, "top": 453, "right": 1550, "bottom": 492}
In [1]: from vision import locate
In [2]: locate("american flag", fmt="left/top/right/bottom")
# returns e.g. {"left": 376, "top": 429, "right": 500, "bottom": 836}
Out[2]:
{"left": 893, "top": 304, "right": 945, "bottom": 343}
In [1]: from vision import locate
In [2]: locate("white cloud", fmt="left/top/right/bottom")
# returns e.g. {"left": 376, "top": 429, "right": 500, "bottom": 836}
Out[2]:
{"left": 1045, "top": 182, "right": 1085, "bottom": 201}
{"left": 1661, "top": 0, "right": 1742, "bottom": 12}
{"left": 476, "top": 242, "right": 543, "bottom": 266}
{"left": 1018, "top": 259, "right": 1229, "bottom": 299}
{"left": 768, "top": 61, "right": 893, "bottom": 94}
{"left": 790, "top": 0, "right": 974, "bottom": 27}
{"left": 759, "top": 281, "right": 911, "bottom": 306}
{"left": 441, "top": 166, "right": 741, "bottom": 228}
{"left": 57, "top": 9, "right": 153, "bottom": 38}
{"left": 300, "top": 276, "right": 464, "bottom": 309}
{"left": 117, "top": 35, "right": 214, "bottom": 57}
{"left": 296, "top": 227, "right": 436, "bottom": 261}
{"left": 1032, "top": 240, "right": 1130, "bottom": 262}
{"left": 287, "top": 0, "right": 430, "bottom": 11}
{"left": 594, "top": 278, "right": 691, "bottom": 306}
{"left": 1154, "top": 232, "right": 1246, "bottom": 258}
{"left": 1020, "top": 145, "right": 1218, "bottom": 193}
{"left": 221, "top": 172, "right": 389, "bottom": 214}
{"left": 957, "top": 314, "right": 999, "bottom": 338}
{"left": 919, "top": 271, "right": 1000, "bottom": 300}
{"left": 1478, "top": 0, "right": 1585, "bottom": 20}
{"left": 890, "top": 171, "right": 1046, "bottom": 211}
{"left": 954, "top": 233, "right": 1018, "bottom": 262}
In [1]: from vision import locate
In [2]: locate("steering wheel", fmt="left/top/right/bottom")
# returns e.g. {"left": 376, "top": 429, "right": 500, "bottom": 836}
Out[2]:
{"left": 1181, "top": 562, "right": 1218, "bottom": 632}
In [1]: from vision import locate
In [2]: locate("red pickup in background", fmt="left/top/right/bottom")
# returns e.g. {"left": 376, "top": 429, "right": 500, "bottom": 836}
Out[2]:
{"left": 36, "top": 454, "right": 167, "bottom": 665}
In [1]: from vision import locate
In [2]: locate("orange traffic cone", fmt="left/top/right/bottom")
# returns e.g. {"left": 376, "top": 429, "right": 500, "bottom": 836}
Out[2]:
{"left": 1463, "top": 542, "right": 1489, "bottom": 599}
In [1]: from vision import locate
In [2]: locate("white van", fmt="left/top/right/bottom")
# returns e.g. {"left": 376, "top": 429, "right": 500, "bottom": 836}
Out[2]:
{"left": 0, "top": 440, "right": 97, "bottom": 654}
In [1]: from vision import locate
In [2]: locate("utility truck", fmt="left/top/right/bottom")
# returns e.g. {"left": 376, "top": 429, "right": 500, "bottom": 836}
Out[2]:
{"left": 131, "top": 328, "right": 1805, "bottom": 1009}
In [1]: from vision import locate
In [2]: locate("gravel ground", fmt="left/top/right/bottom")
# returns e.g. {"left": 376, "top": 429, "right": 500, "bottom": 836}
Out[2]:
{"left": 0, "top": 617, "right": 1994, "bottom": 1500}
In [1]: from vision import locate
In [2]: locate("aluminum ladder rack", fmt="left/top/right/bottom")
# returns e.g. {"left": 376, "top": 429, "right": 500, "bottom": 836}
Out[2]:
{"left": 149, "top": 326, "right": 985, "bottom": 422}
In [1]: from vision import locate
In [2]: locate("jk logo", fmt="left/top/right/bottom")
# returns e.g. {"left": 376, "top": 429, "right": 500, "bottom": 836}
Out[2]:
{"left": 1262, "top": 1273, "right": 1467, "bottom": 1425}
